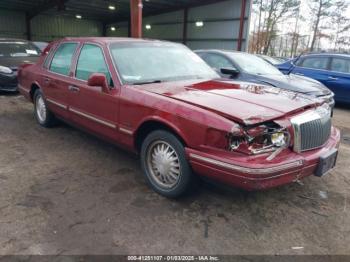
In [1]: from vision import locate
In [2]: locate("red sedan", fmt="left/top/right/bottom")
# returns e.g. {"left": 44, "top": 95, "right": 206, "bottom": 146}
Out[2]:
{"left": 18, "top": 37, "right": 340, "bottom": 198}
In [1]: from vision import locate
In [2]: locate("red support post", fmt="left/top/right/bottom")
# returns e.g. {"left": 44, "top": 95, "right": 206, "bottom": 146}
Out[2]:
{"left": 237, "top": 0, "right": 247, "bottom": 51}
{"left": 130, "top": 0, "right": 143, "bottom": 38}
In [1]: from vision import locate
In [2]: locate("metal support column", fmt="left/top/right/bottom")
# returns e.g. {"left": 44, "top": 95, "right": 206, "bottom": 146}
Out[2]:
{"left": 237, "top": 0, "right": 247, "bottom": 51}
{"left": 182, "top": 8, "right": 188, "bottom": 45}
{"left": 130, "top": 0, "right": 143, "bottom": 38}
{"left": 25, "top": 12, "right": 32, "bottom": 40}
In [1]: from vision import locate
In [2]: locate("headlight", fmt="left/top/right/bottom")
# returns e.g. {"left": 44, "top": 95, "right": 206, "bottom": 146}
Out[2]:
{"left": 271, "top": 132, "right": 287, "bottom": 147}
{"left": 228, "top": 122, "right": 290, "bottom": 155}
{"left": 0, "top": 66, "right": 12, "bottom": 74}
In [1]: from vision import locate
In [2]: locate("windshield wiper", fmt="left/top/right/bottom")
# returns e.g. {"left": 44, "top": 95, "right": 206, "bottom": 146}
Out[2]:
{"left": 132, "top": 80, "right": 162, "bottom": 85}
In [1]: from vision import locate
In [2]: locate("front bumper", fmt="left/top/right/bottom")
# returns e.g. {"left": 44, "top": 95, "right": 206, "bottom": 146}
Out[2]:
{"left": 0, "top": 72, "right": 18, "bottom": 92}
{"left": 187, "top": 127, "right": 341, "bottom": 191}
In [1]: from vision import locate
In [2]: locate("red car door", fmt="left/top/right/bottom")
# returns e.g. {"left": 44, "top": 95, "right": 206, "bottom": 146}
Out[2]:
{"left": 68, "top": 43, "right": 119, "bottom": 142}
{"left": 42, "top": 42, "right": 79, "bottom": 120}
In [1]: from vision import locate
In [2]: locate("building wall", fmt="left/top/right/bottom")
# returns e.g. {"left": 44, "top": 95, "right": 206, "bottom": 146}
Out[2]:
{"left": 31, "top": 15, "right": 102, "bottom": 41}
{"left": 107, "top": 0, "right": 251, "bottom": 51}
{"left": 0, "top": 11, "right": 102, "bottom": 41}
{"left": 0, "top": 10, "right": 27, "bottom": 39}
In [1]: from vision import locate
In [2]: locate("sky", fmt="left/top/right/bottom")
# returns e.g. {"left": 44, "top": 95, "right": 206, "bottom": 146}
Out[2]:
{"left": 250, "top": 0, "right": 350, "bottom": 50}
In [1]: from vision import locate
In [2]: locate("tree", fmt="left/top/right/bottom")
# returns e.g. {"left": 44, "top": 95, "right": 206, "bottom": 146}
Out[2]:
{"left": 331, "top": 0, "right": 350, "bottom": 50}
{"left": 309, "top": 0, "right": 334, "bottom": 51}
{"left": 260, "top": 0, "right": 300, "bottom": 55}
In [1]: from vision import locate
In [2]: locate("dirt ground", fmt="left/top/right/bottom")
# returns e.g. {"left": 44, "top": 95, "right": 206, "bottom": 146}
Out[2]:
{"left": 1, "top": 93, "right": 350, "bottom": 255}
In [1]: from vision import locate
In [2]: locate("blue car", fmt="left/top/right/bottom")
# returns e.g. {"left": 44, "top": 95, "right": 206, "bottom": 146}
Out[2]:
{"left": 195, "top": 50, "right": 335, "bottom": 109}
{"left": 278, "top": 53, "right": 350, "bottom": 104}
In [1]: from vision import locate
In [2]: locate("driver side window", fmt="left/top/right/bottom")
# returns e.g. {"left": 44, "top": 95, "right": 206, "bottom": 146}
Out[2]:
{"left": 75, "top": 44, "right": 112, "bottom": 85}
{"left": 203, "top": 54, "right": 233, "bottom": 70}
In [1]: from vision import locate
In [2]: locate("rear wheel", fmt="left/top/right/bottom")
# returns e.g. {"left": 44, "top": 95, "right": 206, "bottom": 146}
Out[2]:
{"left": 33, "top": 89, "right": 56, "bottom": 127}
{"left": 141, "top": 130, "right": 192, "bottom": 198}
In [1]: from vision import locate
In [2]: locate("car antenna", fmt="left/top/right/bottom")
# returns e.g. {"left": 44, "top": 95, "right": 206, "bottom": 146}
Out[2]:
{"left": 287, "top": 52, "right": 304, "bottom": 75}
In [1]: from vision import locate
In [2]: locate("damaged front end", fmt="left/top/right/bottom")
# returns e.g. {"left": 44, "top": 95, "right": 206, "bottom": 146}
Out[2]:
{"left": 228, "top": 122, "right": 291, "bottom": 160}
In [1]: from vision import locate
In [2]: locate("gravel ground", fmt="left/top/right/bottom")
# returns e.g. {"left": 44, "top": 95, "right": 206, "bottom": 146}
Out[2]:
{"left": 0, "top": 93, "right": 350, "bottom": 255}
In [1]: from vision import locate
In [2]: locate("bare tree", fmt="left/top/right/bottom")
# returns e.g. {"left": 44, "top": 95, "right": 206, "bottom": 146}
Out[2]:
{"left": 261, "top": 0, "right": 300, "bottom": 55}
{"left": 331, "top": 0, "right": 350, "bottom": 50}
{"left": 309, "top": 0, "right": 334, "bottom": 51}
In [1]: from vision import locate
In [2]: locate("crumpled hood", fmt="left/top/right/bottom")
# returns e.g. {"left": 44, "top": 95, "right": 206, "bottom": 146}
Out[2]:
{"left": 255, "top": 73, "right": 331, "bottom": 97}
{"left": 0, "top": 56, "right": 39, "bottom": 69}
{"left": 137, "top": 79, "right": 319, "bottom": 125}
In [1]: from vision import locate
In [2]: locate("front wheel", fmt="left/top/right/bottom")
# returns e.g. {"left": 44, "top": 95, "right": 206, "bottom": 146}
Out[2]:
{"left": 140, "top": 130, "right": 193, "bottom": 198}
{"left": 33, "top": 89, "right": 56, "bottom": 127}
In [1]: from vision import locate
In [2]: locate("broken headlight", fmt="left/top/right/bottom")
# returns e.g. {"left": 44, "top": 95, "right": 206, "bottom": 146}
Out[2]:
{"left": 228, "top": 122, "right": 290, "bottom": 155}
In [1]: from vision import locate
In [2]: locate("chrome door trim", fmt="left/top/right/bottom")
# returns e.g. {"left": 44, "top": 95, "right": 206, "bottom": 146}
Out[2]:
{"left": 17, "top": 84, "right": 30, "bottom": 93}
{"left": 119, "top": 127, "right": 133, "bottom": 135}
{"left": 69, "top": 107, "right": 117, "bottom": 129}
{"left": 46, "top": 98, "right": 68, "bottom": 110}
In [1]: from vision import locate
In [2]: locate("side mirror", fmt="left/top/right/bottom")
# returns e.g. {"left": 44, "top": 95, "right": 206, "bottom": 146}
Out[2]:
{"left": 87, "top": 73, "right": 109, "bottom": 93}
{"left": 220, "top": 67, "right": 240, "bottom": 78}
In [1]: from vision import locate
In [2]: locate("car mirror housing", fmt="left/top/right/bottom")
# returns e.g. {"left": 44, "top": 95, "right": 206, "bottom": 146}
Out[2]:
{"left": 88, "top": 73, "right": 109, "bottom": 93}
{"left": 221, "top": 67, "right": 240, "bottom": 77}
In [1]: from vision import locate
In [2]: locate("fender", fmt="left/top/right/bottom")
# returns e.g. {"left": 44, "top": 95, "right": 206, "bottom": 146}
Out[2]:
{"left": 135, "top": 115, "right": 191, "bottom": 146}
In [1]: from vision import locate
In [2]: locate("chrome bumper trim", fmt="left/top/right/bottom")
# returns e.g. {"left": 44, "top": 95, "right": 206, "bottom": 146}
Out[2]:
{"left": 189, "top": 153, "right": 303, "bottom": 175}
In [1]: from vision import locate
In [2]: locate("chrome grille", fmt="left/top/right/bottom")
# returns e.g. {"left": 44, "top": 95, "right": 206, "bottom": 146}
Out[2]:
{"left": 291, "top": 107, "right": 332, "bottom": 152}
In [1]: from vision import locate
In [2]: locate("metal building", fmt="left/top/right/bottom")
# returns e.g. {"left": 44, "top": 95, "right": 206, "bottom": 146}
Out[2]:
{"left": 0, "top": 0, "right": 251, "bottom": 51}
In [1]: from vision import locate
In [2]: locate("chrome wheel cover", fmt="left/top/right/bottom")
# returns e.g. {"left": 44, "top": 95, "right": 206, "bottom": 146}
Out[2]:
{"left": 146, "top": 140, "right": 181, "bottom": 189}
{"left": 36, "top": 95, "right": 47, "bottom": 123}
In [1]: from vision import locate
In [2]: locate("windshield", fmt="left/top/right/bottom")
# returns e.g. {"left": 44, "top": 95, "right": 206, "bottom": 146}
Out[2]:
{"left": 0, "top": 41, "right": 41, "bottom": 57}
{"left": 227, "top": 52, "right": 283, "bottom": 76}
{"left": 259, "top": 55, "right": 282, "bottom": 65}
{"left": 109, "top": 42, "right": 219, "bottom": 84}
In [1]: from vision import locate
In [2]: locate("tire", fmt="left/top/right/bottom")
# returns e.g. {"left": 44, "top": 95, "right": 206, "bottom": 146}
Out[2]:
{"left": 33, "top": 89, "right": 56, "bottom": 127}
{"left": 140, "top": 130, "right": 193, "bottom": 198}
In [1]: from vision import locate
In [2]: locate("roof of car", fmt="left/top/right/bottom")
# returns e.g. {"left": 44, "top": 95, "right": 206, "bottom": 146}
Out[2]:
{"left": 59, "top": 37, "right": 175, "bottom": 45}
{"left": 195, "top": 49, "right": 350, "bottom": 59}
{"left": 195, "top": 49, "right": 244, "bottom": 55}
{"left": 301, "top": 52, "right": 350, "bottom": 58}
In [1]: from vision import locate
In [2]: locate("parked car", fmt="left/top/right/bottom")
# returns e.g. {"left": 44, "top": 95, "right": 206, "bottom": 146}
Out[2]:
{"left": 257, "top": 54, "right": 284, "bottom": 65}
{"left": 195, "top": 50, "right": 335, "bottom": 109}
{"left": 33, "top": 41, "right": 49, "bottom": 52}
{"left": 18, "top": 38, "right": 340, "bottom": 198}
{"left": 277, "top": 53, "right": 350, "bottom": 104}
{"left": 0, "top": 38, "right": 41, "bottom": 92}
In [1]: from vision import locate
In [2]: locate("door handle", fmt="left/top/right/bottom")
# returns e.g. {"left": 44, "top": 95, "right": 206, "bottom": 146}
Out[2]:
{"left": 328, "top": 76, "right": 338, "bottom": 81}
{"left": 68, "top": 85, "right": 80, "bottom": 92}
{"left": 295, "top": 73, "right": 304, "bottom": 76}
{"left": 44, "top": 77, "right": 51, "bottom": 84}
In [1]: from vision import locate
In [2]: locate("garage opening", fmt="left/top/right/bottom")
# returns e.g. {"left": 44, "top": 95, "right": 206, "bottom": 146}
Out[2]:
{"left": 0, "top": 0, "right": 251, "bottom": 51}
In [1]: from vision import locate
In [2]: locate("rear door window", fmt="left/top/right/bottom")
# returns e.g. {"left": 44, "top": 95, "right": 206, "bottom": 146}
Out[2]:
{"left": 330, "top": 58, "right": 350, "bottom": 74}
{"left": 75, "top": 44, "right": 111, "bottom": 84}
{"left": 49, "top": 43, "right": 78, "bottom": 76}
{"left": 300, "top": 57, "right": 329, "bottom": 70}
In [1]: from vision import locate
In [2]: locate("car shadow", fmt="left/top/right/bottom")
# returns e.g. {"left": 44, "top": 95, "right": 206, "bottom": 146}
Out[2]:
{"left": 0, "top": 91, "right": 19, "bottom": 96}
